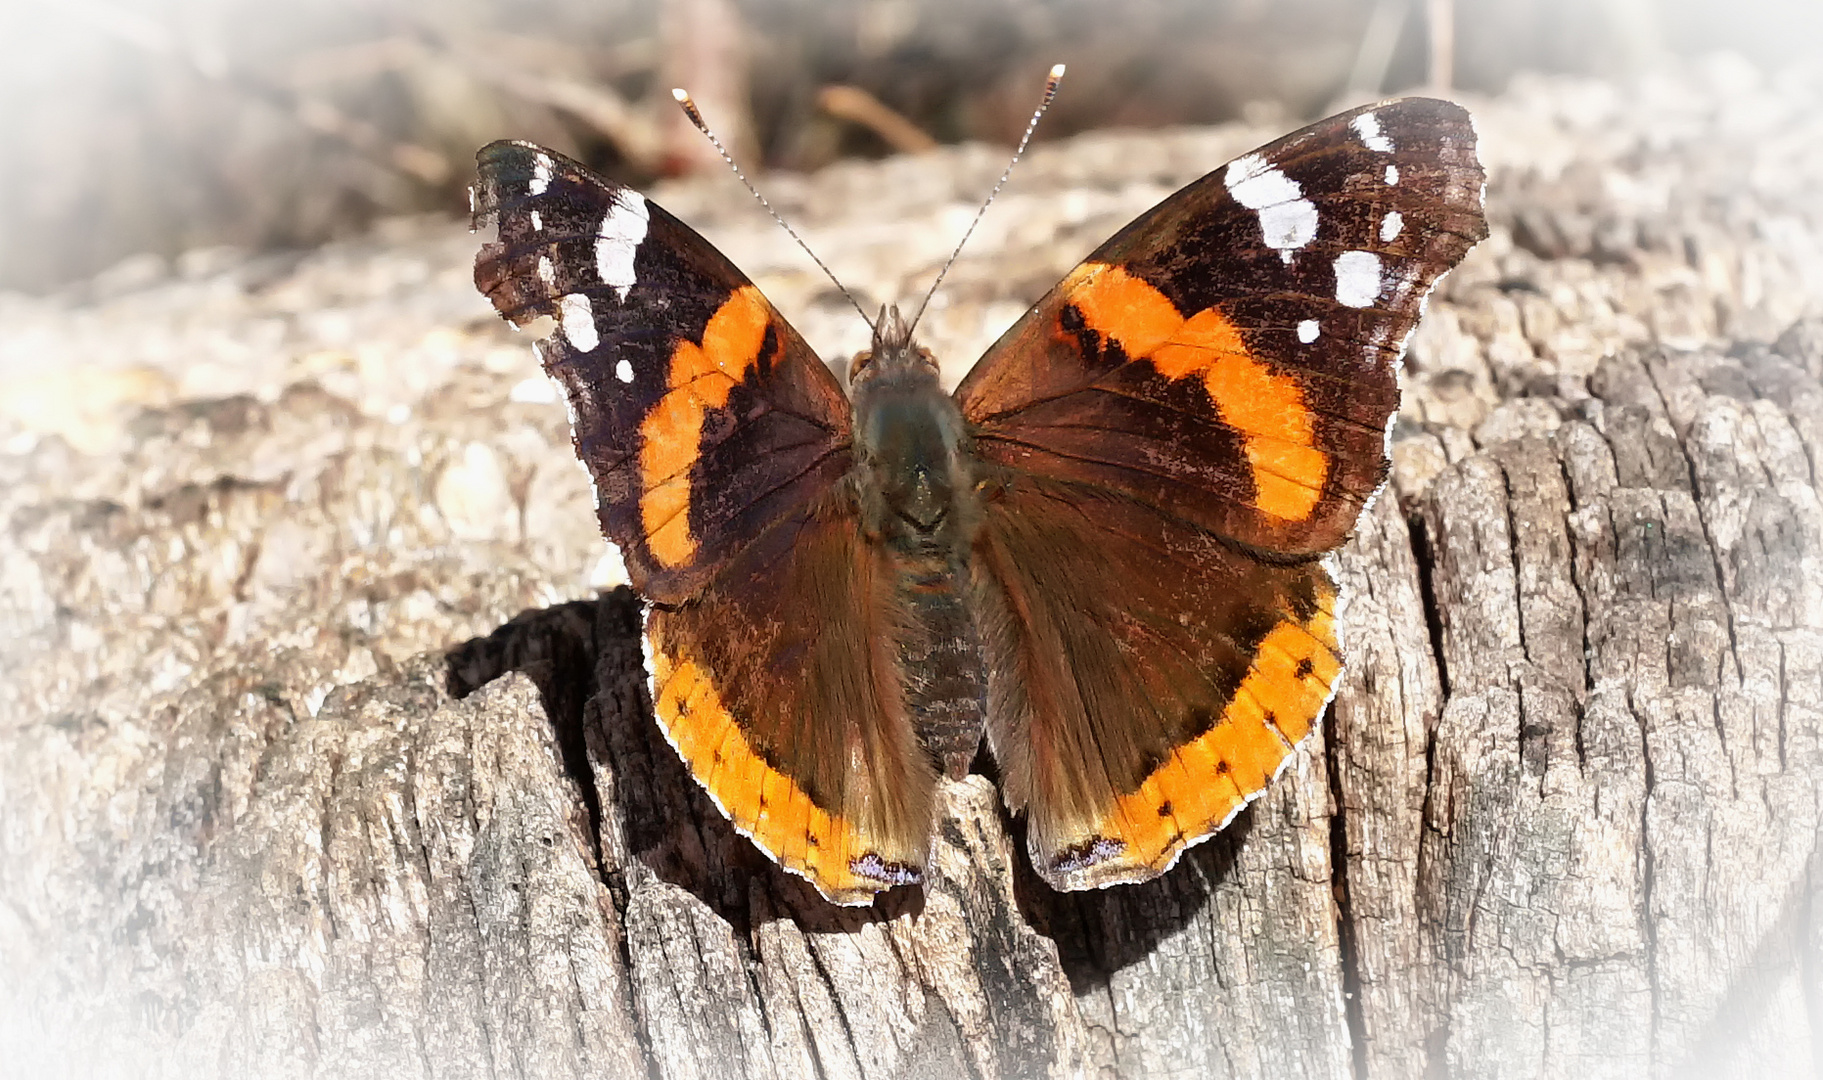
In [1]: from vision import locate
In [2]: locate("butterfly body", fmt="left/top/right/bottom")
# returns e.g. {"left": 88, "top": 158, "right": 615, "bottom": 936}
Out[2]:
{"left": 473, "top": 98, "right": 1487, "bottom": 904}
{"left": 848, "top": 311, "right": 988, "bottom": 781}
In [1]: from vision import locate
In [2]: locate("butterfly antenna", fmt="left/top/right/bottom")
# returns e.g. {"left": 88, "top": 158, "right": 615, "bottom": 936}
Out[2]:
{"left": 672, "top": 88, "right": 874, "bottom": 330}
{"left": 904, "top": 62, "right": 1065, "bottom": 338}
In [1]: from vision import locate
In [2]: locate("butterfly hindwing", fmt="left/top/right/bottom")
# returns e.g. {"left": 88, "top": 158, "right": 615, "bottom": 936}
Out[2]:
{"left": 970, "top": 472, "right": 1341, "bottom": 889}
{"left": 958, "top": 98, "right": 1486, "bottom": 886}
{"left": 473, "top": 140, "right": 854, "bottom": 604}
{"left": 646, "top": 505, "right": 938, "bottom": 904}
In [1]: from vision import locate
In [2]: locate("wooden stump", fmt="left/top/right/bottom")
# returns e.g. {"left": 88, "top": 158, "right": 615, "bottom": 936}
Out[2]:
{"left": 2, "top": 65, "right": 1820, "bottom": 1078}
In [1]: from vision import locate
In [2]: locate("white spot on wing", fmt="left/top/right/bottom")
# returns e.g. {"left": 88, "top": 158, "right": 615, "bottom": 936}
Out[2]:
{"left": 1224, "top": 153, "right": 1318, "bottom": 260}
{"left": 529, "top": 153, "right": 554, "bottom": 196}
{"left": 537, "top": 255, "right": 555, "bottom": 286}
{"left": 1351, "top": 111, "right": 1393, "bottom": 153}
{"left": 615, "top": 358, "right": 635, "bottom": 383}
{"left": 559, "top": 292, "right": 600, "bottom": 352}
{"left": 1297, "top": 319, "right": 1320, "bottom": 343}
{"left": 596, "top": 192, "right": 651, "bottom": 301}
{"left": 1380, "top": 210, "right": 1403, "bottom": 242}
{"left": 1333, "top": 251, "right": 1383, "bottom": 308}
{"left": 1385, "top": 164, "right": 1400, "bottom": 186}
{"left": 529, "top": 209, "right": 543, "bottom": 231}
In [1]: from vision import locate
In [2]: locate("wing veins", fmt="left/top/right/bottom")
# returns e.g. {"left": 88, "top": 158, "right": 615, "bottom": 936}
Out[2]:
{"left": 990, "top": 420, "right": 1333, "bottom": 494}
{"left": 979, "top": 431, "right": 1347, "bottom": 504}
{"left": 970, "top": 372, "right": 1390, "bottom": 435}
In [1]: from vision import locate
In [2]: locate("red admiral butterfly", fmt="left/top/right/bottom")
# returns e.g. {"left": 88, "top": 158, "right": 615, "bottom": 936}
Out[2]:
{"left": 473, "top": 88, "right": 1486, "bottom": 904}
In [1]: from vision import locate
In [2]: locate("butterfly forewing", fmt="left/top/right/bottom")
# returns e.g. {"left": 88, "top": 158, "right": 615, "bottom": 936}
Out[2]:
{"left": 957, "top": 98, "right": 1486, "bottom": 557}
{"left": 958, "top": 98, "right": 1485, "bottom": 887}
{"left": 473, "top": 140, "right": 853, "bottom": 604}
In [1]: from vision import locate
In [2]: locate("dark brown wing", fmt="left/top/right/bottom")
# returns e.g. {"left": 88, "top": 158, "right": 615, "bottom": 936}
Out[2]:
{"left": 474, "top": 142, "right": 935, "bottom": 904}
{"left": 957, "top": 98, "right": 1486, "bottom": 557}
{"left": 645, "top": 504, "right": 937, "bottom": 905}
{"left": 473, "top": 140, "right": 852, "bottom": 604}
{"left": 970, "top": 474, "right": 1341, "bottom": 890}
{"left": 956, "top": 99, "right": 1486, "bottom": 887}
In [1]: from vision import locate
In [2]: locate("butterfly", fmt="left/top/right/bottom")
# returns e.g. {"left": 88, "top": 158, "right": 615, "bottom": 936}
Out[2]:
{"left": 472, "top": 96, "right": 1486, "bottom": 904}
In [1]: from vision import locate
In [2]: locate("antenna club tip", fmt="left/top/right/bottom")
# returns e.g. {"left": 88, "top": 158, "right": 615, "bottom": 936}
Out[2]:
{"left": 672, "top": 88, "right": 707, "bottom": 130}
{"left": 1049, "top": 63, "right": 1066, "bottom": 79}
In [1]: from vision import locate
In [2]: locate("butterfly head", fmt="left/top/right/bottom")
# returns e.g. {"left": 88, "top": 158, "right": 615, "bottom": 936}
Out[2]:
{"left": 847, "top": 304, "right": 937, "bottom": 389}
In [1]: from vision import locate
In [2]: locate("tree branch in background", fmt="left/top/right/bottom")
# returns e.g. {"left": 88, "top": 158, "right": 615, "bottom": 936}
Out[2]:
{"left": 447, "top": 41, "right": 668, "bottom": 175}
{"left": 54, "top": 0, "right": 451, "bottom": 186}
{"left": 660, "top": 0, "right": 755, "bottom": 175}
{"left": 1340, "top": 0, "right": 1410, "bottom": 104}
{"left": 1426, "top": 0, "right": 1454, "bottom": 91}
{"left": 816, "top": 85, "right": 939, "bottom": 154}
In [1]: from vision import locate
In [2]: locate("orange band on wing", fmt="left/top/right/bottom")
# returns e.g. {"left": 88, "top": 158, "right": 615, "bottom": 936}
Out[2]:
{"left": 1084, "top": 590, "right": 1342, "bottom": 882}
{"left": 637, "top": 285, "right": 773, "bottom": 567}
{"left": 648, "top": 635, "right": 892, "bottom": 904}
{"left": 1060, "top": 261, "right": 1328, "bottom": 522}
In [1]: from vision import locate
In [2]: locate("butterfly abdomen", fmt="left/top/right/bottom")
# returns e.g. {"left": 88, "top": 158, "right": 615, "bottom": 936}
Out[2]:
{"left": 893, "top": 567, "right": 986, "bottom": 780}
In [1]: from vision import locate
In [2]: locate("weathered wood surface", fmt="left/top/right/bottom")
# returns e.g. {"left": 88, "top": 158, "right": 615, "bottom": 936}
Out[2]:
{"left": 2, "top": 64, "right": 1820, "bottom": 1079}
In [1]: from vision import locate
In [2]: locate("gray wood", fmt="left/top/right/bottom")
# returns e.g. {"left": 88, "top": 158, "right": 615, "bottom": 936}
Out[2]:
{"left": 3, "top": 65, "right": 1821, "bottom": 1079}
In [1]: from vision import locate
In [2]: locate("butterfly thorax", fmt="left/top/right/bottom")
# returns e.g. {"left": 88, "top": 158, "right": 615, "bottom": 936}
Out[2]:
{"left": 847, "top": 309, "right": 987, "bottom": 778}
{"left": 848, "top": 310, "right": 979, "bottom": 555}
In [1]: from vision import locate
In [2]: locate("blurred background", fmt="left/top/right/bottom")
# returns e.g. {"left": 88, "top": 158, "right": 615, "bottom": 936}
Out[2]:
{"left": 0, "top": 0, "right": 1817, "bottom": 294}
